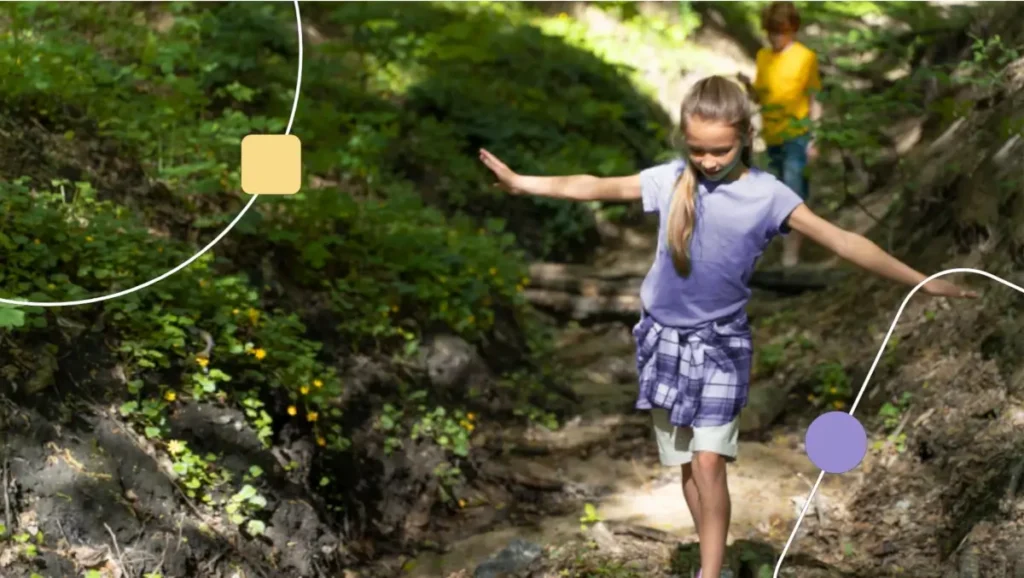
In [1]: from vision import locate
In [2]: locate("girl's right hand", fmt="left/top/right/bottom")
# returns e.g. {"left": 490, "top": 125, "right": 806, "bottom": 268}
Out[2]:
{"left": 479, "top": 149, "right": 525, "bottom": 194}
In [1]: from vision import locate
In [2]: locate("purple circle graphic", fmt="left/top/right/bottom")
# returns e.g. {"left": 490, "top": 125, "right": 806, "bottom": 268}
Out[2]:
{"left": 805, "top": 411, "right": 867, "bottom": 474}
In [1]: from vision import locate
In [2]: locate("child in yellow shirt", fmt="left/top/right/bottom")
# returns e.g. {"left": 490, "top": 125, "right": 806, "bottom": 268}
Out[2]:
{"left": 752, "top": 1, "right": 822, "bottom": 267}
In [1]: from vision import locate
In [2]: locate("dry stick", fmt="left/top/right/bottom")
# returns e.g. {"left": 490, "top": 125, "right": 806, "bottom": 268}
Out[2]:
{"left": 55, "top": 518, "right": 71, "bottom": 547}
{"left": 104, "top": 522, "right": 128, "bottom": 576}
{"left": 2, "top": 458, "right": 11, "bottom": 534}
{"left": 1006, "top": 457, "right": 1024, "bottom": 502}
{"left": 912, "top": 407, "right": 936, "bottom": 428}
{"left": 795, "top": 472, "right": 824, "bottom": 526}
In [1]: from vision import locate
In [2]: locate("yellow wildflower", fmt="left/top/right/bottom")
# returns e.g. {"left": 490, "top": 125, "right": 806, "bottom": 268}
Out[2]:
{"left": 466, "top": 423, "right": 475, "bottom": 432}
{"left": 252, "top": 348, "right": 267, "bottom": 360}
{"left": 833, "top": 400, "right": 845, "bottom": 410}
{"left": 164, "top": 391, "right": 177, "bottom": 402}
{"left": 167, "top": 440, "right": 184, "bottom": 454}
{"left": 458, "top": 499, "right": 467, "bottom": 508}
{"left": 232, "top": 308, "right": 239, "bottom": 315}
{"left": 85, "top": 236, "right": 94, "bottom": 242}
{"left": 313, "top": 379, "right": 323, "bottom": 388}
{"left": 287, "top": 406, "right": 297, "bottom": 416}
{"left": 316, "top": 436, "right": 326, "bottom": 447}
{"left": 307, "top": 411, "right": 319, "bottom": 423}
{"left": 196, "top": 357, "right": 209, "bottom": 368}
{"left": 300, "top": 385, "right": 310, "bottom": 395}
{"left": 467, "top": 413, "right": 476, "bottom": 421}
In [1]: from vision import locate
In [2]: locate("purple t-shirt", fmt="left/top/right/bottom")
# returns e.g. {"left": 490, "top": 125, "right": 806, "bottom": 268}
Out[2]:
{"left": 639, "top": 159, "right": 805, "bottom": 328}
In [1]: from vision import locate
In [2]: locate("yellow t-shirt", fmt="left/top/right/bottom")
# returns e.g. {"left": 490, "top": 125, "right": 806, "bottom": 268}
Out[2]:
{"left": 753, "top": 41, "right": 821, "bottom": 146}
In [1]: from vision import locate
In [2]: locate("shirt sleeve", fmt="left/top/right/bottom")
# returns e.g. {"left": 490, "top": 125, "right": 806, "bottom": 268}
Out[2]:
{"left": 805, "top": 52, "right": 822, "bottom": 94}
{"left": 639, "top": 159, "right": 685, "bottom": 214}
{"left": 766, "top": 179, "right": 805, "bottom": 237}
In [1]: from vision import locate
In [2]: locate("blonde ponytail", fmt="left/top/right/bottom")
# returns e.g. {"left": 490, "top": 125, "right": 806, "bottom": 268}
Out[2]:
{"left": 666, "top": 163, "right": 699, "bottom": 277}
{"left": 666, "top": 74, "right": 755, "bottom": 277}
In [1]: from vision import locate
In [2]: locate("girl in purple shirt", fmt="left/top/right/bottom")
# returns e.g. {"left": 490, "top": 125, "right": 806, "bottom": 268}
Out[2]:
{"left": 479, "top": 75, "right": 975, "bottom": 578}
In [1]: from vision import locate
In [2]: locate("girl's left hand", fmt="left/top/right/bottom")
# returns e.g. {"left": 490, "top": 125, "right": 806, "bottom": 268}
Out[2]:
{"left": 923, "top": 279, "right": 979, "bottom": 298}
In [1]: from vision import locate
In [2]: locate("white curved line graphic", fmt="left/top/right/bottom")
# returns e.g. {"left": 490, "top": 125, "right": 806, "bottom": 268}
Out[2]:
{"left": 0, "top": 1, "right": 304, "bottom": 308}
{"left": 774, "top": 268, "right": 1023, "bottom": 576}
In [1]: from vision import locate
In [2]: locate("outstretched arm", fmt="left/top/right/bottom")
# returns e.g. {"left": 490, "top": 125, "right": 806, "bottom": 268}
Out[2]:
{"left": 785, "top": 204, "right": 978, "bottom": 298}
{"left": 478, "top": 149, "right": 641, "bottom": 202}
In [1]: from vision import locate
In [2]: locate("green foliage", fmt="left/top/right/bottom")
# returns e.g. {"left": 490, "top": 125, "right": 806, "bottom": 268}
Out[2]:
{"left": 0, "top": 1, "right": 672, "bottom": 527}
{"left": 266, "top": 187, "right": 532, "bottom": 350}
{"left": 314, "top": 2, "right": 672, "bottom": 260}
{"left": 794, "top": 0, "right": 1014, "bottom": 209}
{"left": 0, "top": 177, "right": 347, "bottom": 453}
{"left": 0, "top": 3, "right": 289, "bottom": 202}
{"left": 579, "top": 502, "right": 602, "bottom": 532}
{"left": 811, "top": 361, "right": 852, "bottom": 410}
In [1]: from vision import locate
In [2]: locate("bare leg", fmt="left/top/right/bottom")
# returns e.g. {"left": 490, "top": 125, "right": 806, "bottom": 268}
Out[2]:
{"left": 682, "top": 462, "right": 702, "bottom": 534}
{"left": 782, "top": 230, "right": 803, "bottom": 267}
{"left": 692, "top": 451, "right": 731, "bottom": 578}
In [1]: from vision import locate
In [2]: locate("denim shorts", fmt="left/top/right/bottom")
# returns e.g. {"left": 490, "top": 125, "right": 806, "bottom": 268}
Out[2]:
{"left": 766, "top": 132, "right": 811, "bottom": 200}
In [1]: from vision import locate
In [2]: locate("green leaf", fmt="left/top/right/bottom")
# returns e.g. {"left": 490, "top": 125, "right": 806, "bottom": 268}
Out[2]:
{"left": 246, "top": 519, "right": 266, "bottom": 536}
{"left": 0, "top": 307, "right": 26, "bottom": 329}
{"left": 236, "top": 484, "right": 257, "bottom": 501}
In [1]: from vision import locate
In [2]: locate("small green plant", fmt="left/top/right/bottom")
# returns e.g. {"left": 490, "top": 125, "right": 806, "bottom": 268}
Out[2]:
{"left": 579, "top": 502, "right": 603, "bottom": 531}
{"left": 755, "top": 342, "right": 786, "bottom": 377}
{"left": 225, "top": 484, "right": 268, "bottom": 536}
{"left": 375, "top": 402, "right": 406, "bottom": 456}
{"left": 166, "top": 440, "right": 228, "bottom": 503}
{"left": 410, "top": 406, "right": 475, "bottom": 458}
{"left": 433, "top": 461, "right": 465, "bottom": 504}
{"left": 811, "top": 362, "right": 852, "bottom": 410}
{"left": 9, "top": 529, "right": 42, "bottom": 560}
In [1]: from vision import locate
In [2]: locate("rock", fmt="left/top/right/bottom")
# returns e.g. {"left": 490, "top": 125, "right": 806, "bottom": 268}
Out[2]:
{"left": 473, "top": 539, "right": 543, "bottom": 578}
{"left": 422, "top": 334, "right": 490, "bottom": 389}
{"left": 739, "top": 385, "right": 790, "bottom": 432}
{"left": 589, "top": 522, "right": 623, "bottom": 555}
{"left": 267, "top": 499, "right": 335, "bottom": 576}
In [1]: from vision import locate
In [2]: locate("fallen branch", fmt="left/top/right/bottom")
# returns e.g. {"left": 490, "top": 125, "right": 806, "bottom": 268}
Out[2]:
{"left": 2, "top": 457, "right": 10, "bottom": 535}
{"left": 605, "top": 520, "right": 678, "bottom": 544}
{"left": 105, "top": 522, "right": 128, "bottom": 577}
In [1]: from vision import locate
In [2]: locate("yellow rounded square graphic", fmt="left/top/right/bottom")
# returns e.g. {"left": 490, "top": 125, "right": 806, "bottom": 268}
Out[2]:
{"left": 241, "top": 134, "right": 302, "bottom": 195}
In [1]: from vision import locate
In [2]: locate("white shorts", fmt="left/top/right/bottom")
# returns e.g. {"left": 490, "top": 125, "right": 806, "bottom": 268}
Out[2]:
{"left": 651, "top": 408, "right": 740, "bottom": 467}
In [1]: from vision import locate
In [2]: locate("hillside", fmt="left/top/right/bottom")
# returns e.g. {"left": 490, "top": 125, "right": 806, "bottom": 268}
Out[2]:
{"left": 0, "top": 2, "right": 1022, "bottom": 578}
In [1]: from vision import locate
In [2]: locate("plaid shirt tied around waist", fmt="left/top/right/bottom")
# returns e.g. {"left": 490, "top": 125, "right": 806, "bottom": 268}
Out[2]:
{"left": 632, "top": 310, "right": 753, "bottom": 428}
